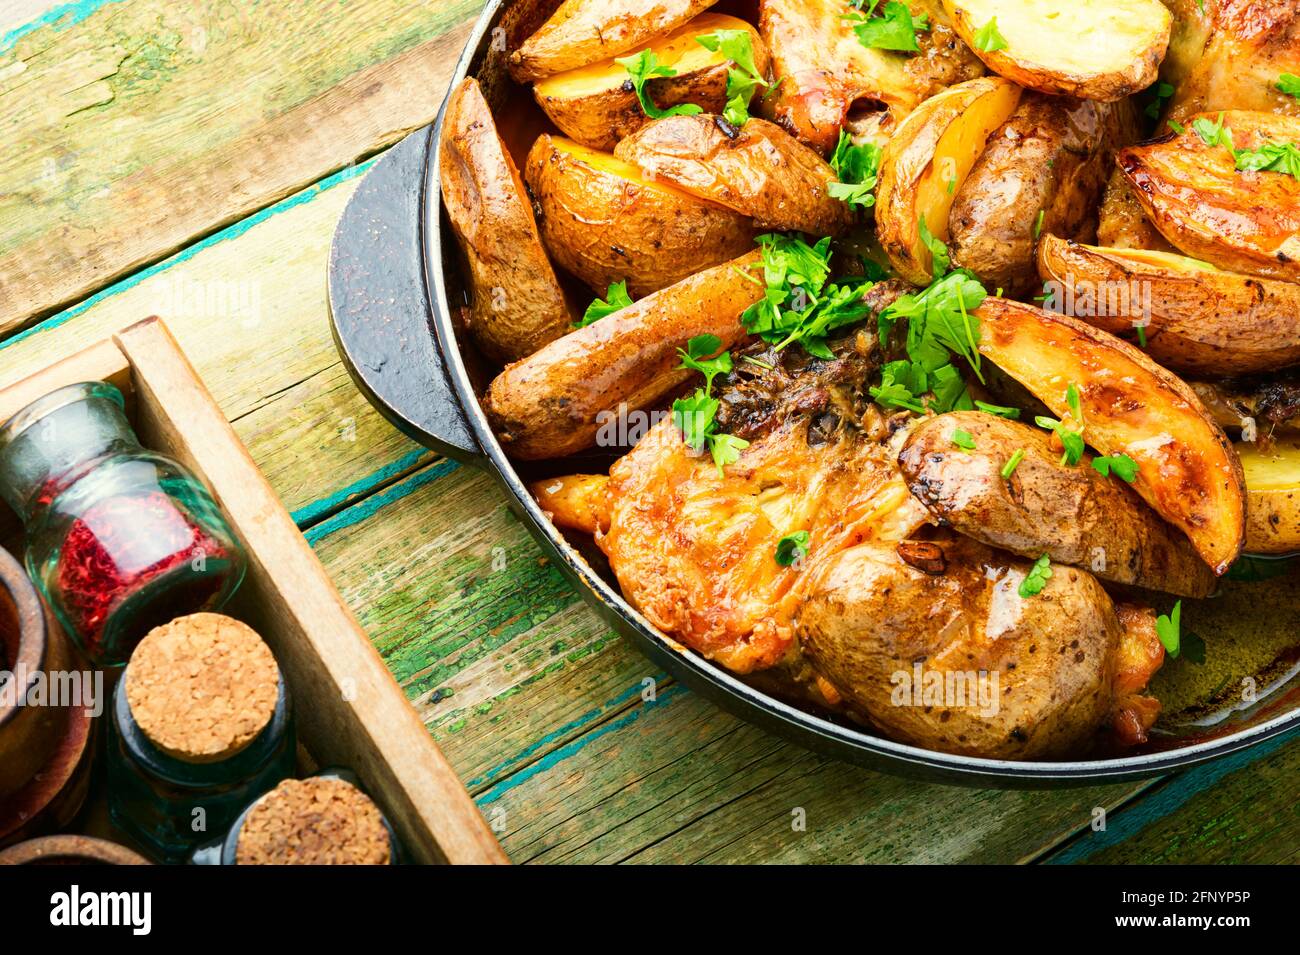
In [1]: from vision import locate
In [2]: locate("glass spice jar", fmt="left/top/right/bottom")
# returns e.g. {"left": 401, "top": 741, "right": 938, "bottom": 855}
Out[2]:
{"left": 0, "top": 382, "right": 246, "bottom": 666}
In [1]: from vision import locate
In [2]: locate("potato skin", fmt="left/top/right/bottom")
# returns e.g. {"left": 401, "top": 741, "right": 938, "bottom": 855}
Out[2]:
{"left": 524, "top": 134, "right": 756, "bottom": 298}
{"left": 897, "top": 412, "right": 1217, "bottom": 597}
{"left": 759, "top": 0, "right": 984, "bottom": 155}
{"left": 614, "top": 115, "right": 852, "bottom": 235}
{"left": 948, "top": 94, "right": 1137, "bottom": 294}
{"left": 975, "top": 297, "right": 1247, "bottom": 575}
{"left": 1037, "top": 236, "right": 1300, "bottom": 376}
{"left": 533, "top": 13, "right": 769, "bottom": 152}
{"left": 509, "top": 0, "right": 718, "bottom": 82}
{"left": 1118, "top": 111, "right": 1300, "bottom": 282}
{"left": 943, "top": 0, "right": 1171, "bottom": 101}
{"left": 1238, "top": 438, "right": 1300, "bottom": 554}
{"left": 439, "top": 79, "right": 575, "bottom": 364}
{"left": 796, "top": 538, "right": 1126, "bottom": 759}
{"left": 483, "top": 250, "right": 763, "bottom": 460}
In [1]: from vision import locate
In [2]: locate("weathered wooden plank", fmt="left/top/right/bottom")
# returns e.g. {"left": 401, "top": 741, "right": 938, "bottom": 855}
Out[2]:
{"left": 0, "top": 0, "right": 484, "bottom": 336}
{"left": 1043, "top": 732, "right": 1300, "bottom": 864}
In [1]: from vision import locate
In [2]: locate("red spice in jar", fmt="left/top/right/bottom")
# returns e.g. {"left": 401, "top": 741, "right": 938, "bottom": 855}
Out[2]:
{"left": 54, "top": 490, "right": 233, "bottom": 660}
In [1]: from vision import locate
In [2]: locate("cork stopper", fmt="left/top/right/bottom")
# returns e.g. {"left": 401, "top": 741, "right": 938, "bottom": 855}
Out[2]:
{"left": 125, "top": 613, "right": 279, "bottom": 764}
{"left": 235, "top": 777, "right": 391, "bottom": 865}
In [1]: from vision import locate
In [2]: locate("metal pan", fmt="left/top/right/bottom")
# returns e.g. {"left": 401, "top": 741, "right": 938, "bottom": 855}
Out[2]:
{"left": 327, "top": 0, "right": 1300, "bottom": 787}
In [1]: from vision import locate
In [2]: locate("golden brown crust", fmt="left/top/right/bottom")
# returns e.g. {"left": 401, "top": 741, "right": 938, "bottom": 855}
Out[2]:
{"left": 440, "top": 79, "right": 575, "bottom": 363}
{"left": 1037, "top": 237, "right": 1300, "bottom": 376}
{"left": 897, "top": 412, "right": 1217, "bottom": 597}
{"left": 949, "top": 94, "right": 1137, "bottom": 293}
{"left": 235, "top": 778, "right": 390, "bottom": 866}
{"left": 614, "top": 115, "right": 852, "bottom": 235}
{"left": 509, "top": 0, "right": 719, "bottom": 82}
{"left": 1118, "top": 111, "right": 1300, "bottom": 281}
{"left": 483, "top": 250, "right": 764, "bottom": 460}
{"left": 524, "top": 134, "right": 756, "bottom": 298}
{"left": 758, "top": 0, "right": 984, "bottom": 155}
{"left": 126, "top": 614, "right": 279, "bottom": 764}
{"left": 975, "top": 296, "right": 1247, "bottom": 574}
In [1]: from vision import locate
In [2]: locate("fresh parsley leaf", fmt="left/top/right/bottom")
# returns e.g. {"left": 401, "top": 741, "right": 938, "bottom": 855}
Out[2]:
{"left": 917, "top": 216, "right": 950, "bottom": 278}
{"left": 828, "top": 131, "right": 882, "bottom": 210}
{"left": 672, "top": 390, "right": 720, "bottom": 451}
{"left": 1279, "top": 73, "right": 1300, "bottom": 99}
{"left": 775, "top": 530, "right": 811, "bottom": 566}
{"left": 577, "top": 280, "right": 633, "bottom": 327}
{"left": 1000, "top": 448, "right": 1025, "bottom": 480}
{"left": 1066, "top": 383, "right": 1083, "bottom": 422}
{"left": 696, "top": 30, "right": 769, "bottom": 126}
{"left": 1167, "top": 119, "right": 1185, "bottom": 134}
{"left": 974, "top": 399, "right": 1020, "bottom": 419}
{"left": 1155, "top": 601, "right": 1182, "bottom": 657}
{"left": 709, "top": 432, "right": 750, "bottom": 471}
{"left": 616, "top": 49, "right": 705, "bottom": 120}
{"left": 1091, "top": 452, "right": 1139, "bottom": 482}
{"left": 973, "top": 17, "right": 1007, "bottom": 52}
{"left": 843, "top": 0, "right": 929, "bottom": 52}
{"left": 1032, "top": 208, "right": 1045, "bottom": 240}
{"left": 1034, "top": 414, "right": 1085, "bottom": 467}
{"left": 1233, "top": 140, "right": 1300, "bottom": 179}
{"left": 1192, "top": 112, "right": 1233, "bottom": 149}
{"left": 951, "top": 428, "right": 976, "bottom": 450}
{"left": 1144, "top": 81, "right": 1174, "bottom": 120}
{"left": 1019, "top": 554, "right": 1053, "bottom": 598}
{"left": 677, "top": 334, "right": 733, "bottom": 392}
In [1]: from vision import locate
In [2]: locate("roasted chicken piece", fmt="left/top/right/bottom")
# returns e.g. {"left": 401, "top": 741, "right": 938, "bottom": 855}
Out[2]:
{"left": 758, "top": 0, "right": 985, "bottom": 154}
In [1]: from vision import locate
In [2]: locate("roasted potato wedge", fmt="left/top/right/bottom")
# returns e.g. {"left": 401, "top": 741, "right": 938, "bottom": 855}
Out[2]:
{"left": 1238, "top": 438, "right": 1300, "bottom": 554}
{"left": 530, "top": 473, "right": 611, "bottom": 534}
{"left": 524, "top": 134, "right": 756, "bottom": 298}
{"left": 1118, "top": 111, "right": 1300, "bottom": 282}
{"left": 759, "top": 0, "right": 985, "bottom": 155}
{"left": 875, "top": 77, "right": 1022, "bottom": 284}
{"left": 1096, "top": 170, "right": 1177, "bottom": 252}
{"left": 796, "top": 537, "right": 1160, "bottom": 759}
{"left": 948, "top": 94, "right": 1137, "bottom": 293}
{"left": 439, "top": 79, "right": 576, "bottom": 363}
{"left": 613, "top": 114, "right": 852, "bottom": 235}
{"left": 975, "top": 297, "right": 1246, "bottom": 574}
{"left": 509, "top": 0, "right": 718, "bottom": 82}
{"left": 943, "top": 0, "right": 1171, "bottom": 101}
{"left": 1037, "top": 237, "right": 1300, "bottom": 376}
{"left": 484, "top": 250, "right": 763, "bottom": 460}
{"left": 533, "top": 13, "right": 768, "bottom": 152}
{"left": 898, "top": 412, "right": 1216, "bottom": 597}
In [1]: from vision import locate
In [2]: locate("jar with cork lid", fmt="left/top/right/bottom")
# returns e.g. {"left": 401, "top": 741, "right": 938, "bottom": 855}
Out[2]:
{"left": 0, "top": 381, "right": 246, "bottom": 666}
{"left": 106, "top": 613, "right": 295, "bottom": 862}
{"left": 190, "top": 770, "right": 400, "bottom": 865}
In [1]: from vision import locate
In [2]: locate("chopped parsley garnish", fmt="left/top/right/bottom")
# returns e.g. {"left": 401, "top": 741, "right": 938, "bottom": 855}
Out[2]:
{"left": 1144, "top": 81, "right": 1174, "bottom": 120}
{"left": 672, "top": 334, "right": 749, "bottom": 473}
{"left": 828, "top": 131, "right": 882, "bottom": 211}
{"left": 973, "top": 17, "right": 1008, "bottom": 52}
{"left": 775, "top": 530, "right": 811, "bottom": 566}
{"left": 1155, "top": 601, "right": 1183, "bottom": 656}
{"left": 1091, "top": 452, "right": 1139, "bottom": 483}
{"left": 950, "top": 428, "right": 976, "bottom": 450}
{"left": 843, "top": 0, "right": 930, "bottom": 53}
{"left": 616, "top": 49, "right": 705, "bottom": 120}
{"left": 1233, "top": 140, "right": 1300, "bottom": 179}
{"left": 1035, "top": 385, "right": 1085, "bottom": 466}
{"left": 577, "top": 280, "right": 633, "bottom": 327}
{"left": 695, "top": 30, "right": 769, "bottom": 126}
{"left": 1278, "top": 73, "right": 1300, "bottom": 98}
{"left": 1019, "top": 554, "right": 1053, "bottom": 598}
{"left": 871, "top": 270, "right": 987, "bottom": 415}
{"left": 1192, "top": 112, "right": 1233, "bottom": 149}
{"left": 1032, "top": 208, "right": 1045, "bottom": 240}
{"left": 1000, "top": 448, "right": 1025, "bottom": 480}
{"left": 739, "top": 234, "right": 872, "bottom": 358}
{"left": 974, "top": 399, "right": 1020, "bottom": 419}
{"left": 917, "top": 216, "right": 950, "bottom": 279}
{"left": 1167, "top": 119, "right": 1185, "bottom": 134}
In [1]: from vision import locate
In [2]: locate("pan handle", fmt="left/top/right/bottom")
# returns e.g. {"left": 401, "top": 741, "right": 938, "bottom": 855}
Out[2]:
{"left": 327, "top": 126, "right": 483, "bottom": 464}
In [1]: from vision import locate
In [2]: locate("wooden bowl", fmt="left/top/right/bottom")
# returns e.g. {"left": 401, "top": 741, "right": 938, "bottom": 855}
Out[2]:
{"left": 0, "top": 834, "right": 149, "bottom": 865}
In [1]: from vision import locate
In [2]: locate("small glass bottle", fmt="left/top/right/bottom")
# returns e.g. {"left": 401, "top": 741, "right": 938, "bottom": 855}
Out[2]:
{"left": 0, "top": 381, "right": 246, "bottom": 666}
{"left": 190, "top": 769, "right": 400, "bottom": 865}
{"left": 106, "top": 613, "right": 295, "bottom": 863}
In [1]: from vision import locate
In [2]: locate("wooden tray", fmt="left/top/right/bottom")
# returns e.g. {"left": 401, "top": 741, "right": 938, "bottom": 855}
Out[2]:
{"left": 0, "top": 317, "right": 507, "bottom": 865}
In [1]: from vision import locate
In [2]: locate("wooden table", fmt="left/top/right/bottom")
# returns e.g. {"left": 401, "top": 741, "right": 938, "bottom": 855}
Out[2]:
{"left": 0, "top": 0, "right": 1294, "bottom": 865}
